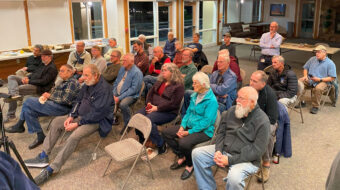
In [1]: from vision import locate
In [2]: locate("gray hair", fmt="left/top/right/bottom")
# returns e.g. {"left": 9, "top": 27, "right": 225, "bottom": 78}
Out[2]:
{"left": 218, "top": 54, "right": 230, "bottom": 63}
{"left": 192, "top": 72, "right": 210, "bottom": 89}
{"left": 111, "top": 50, "right": 121, "bottom": 59}
{"left": 252, "top": 70, "right": 268, "bottom": 83}
{"left": 272, "top": 55, "right": 285, "bottom": 64}
{"left": 109, "top": 38, "right": 117, "bottom": 42}
{"left": 219, "top": 49, "right": 230, "bottom": 57}
{"left": 183, "top": 48, "right": 194, "bottom": 58}
{"left": 157, "top": 63, "right": 184, "bottom": 84}
{"left": 124, "top": 53, "right": 135, "bottom": 63}
{"left": 84, "top": 64, "right": 100, "bottom": 77}
{"left": 61, "top": 64, "right": 73, "bottom": 71}
{"left": 240, "top": 86, "right": 258, "bottom": 104}
{"left": 34, "top": 44, "right": 43, "bottom": 52}
{"left": 138, "top": 34, "right": 146, "bottom": 40}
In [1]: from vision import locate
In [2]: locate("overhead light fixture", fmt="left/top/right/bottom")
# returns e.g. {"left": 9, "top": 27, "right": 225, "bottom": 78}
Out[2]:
{"left": 240, "top": 0, "right": 244, "bottom": 4}
{"left": 88, "top": 2, "right": 93, "bottom": 7}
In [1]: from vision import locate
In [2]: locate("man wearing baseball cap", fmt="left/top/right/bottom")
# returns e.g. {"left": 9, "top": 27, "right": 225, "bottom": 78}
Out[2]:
{"left": 220, "top": 32, "right": 236, "bottom": 58}
{"left": 297, "top": 45, "right": 337, "bottom": 114}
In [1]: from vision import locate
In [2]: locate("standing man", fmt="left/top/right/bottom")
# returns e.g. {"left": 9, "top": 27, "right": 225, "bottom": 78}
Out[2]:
{"left": 258, "top": 21, "right": 282, "bottom": 70}
{"left": 90, "top": 45, "right": 106, "bottom": 74}
{"left": 192, "top": 87, "right": 270, "bottom": 190}
{"left": 133, "top": 40, "right": 149, "bottom": 75}
{"left": 298, "top": 45, "right": 337, "bottom": 114}
{"left": 24, "top": 64, "right": 113, "bottom": 185}
{"left": 15, "top": 44, "right": 43, "bottom": 78}
{"left": 163, "top": 32, "right": 177, "bottom": 60}
{"left": 5, "top": 64, "right": 80, "bottom": 150}
{"left": 267, "top": 55, "right": 298, "bottom": 108}
{"left": 5, "top": 50, "right": 58, "bottom": 123}
{"left": 67, "top": 41, "right": 91, "bottom": 79}
{"left": 179, "top": 49, "right": 198, "bottom": 90}
{"left": 219, "top": 32, "right": 236, "bottom": 58}
{"left": 113, "top": 53, "right": 143, "bottom": 134}
{"left": 102, "top": 50, "right": 122, "bottom": 84}
{"left": 104, "top": 38, "right": 123, "bottom": 62}
{"left": 250, "top": 70, "right": 278, "bottom": 183}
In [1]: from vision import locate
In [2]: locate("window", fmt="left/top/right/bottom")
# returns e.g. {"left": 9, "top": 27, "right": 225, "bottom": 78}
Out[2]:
{"left": 129, "top": 2, "right": 154, "bottom": 38}
{"left": 227, "top": 0, "right": 262, "bottom": 23}
{"left": 72, "top": 1, "right": 104, "bottom": 40}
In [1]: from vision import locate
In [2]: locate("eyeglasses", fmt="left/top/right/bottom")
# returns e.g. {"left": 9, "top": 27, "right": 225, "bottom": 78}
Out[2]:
{"left": 111, "top": 55, "right": 119, "bottom": 57}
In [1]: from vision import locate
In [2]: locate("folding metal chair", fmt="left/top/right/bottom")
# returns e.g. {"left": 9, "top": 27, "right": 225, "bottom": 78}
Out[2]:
{"left": 102, "top": 113, "right": 154, "bottom": 190}
{"left": 288, "top": 80, "right": 304, "bottom": 123}
{"left": 200, "top": 65, "right": 213, "bottom": 75}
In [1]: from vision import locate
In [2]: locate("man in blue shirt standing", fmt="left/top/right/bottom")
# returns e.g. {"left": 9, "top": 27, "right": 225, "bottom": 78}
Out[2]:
{"left": 298, "top": 45, "right": 337, "bottom": 114}
{"left": 258, "top": 21, "right": 283, "bottom": 70}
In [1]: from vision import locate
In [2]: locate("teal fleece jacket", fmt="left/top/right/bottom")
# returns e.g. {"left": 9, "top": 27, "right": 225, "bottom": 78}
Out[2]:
{"left": 181, "top": 88, "right": 218, "bottom": 137}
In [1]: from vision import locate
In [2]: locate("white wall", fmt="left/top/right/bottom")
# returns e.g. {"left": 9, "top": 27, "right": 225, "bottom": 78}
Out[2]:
{"left": 263, "top": 0, "right": 296, "bottom": 34}
{"left": 107, "top": 0, "right": 126, "bottom": 52}
{"left": 240, "top": 0, "right": 253, "bottom": 23}
{"left": 227, "top": 0, "right": 241, "bottom": 23}
{"left": 28, "top": 0, "right": 72, "bottom": 45}
{"left": 0, "top": 2, "right": 28, "bottom": 51}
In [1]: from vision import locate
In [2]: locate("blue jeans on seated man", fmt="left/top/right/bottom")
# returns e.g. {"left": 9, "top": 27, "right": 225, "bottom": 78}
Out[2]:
{"left": 192, "top": 145, "right": 259, "bottom": 190}
{"left": 21, "top": 97, "right": 71, "bottom": 134}
{"left": 117, "top": 96, "right": 137, "bottom": 127}
{"left": 143, "top": 75, "right": 158, "bottom": 98}
{"left": 135, "top": 108, "right": 176, "bottom": 147}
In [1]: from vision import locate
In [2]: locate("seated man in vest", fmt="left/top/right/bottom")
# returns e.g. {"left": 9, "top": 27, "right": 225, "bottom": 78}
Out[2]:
{"left": 102, "top": 50, "right": 122, "bottom": 84}
{"left": 192, "top": 86, "right": 270, "bottom": 190}
{"left": 67, "top": 41, "right": 91, "bottom": 79}
{"left": 113, "top": 53, "right": 143, "bottom": 134}
{"left": 5, "top": 50, "right": 58, "bottom": 123}
{"left": 5, "top": 64, "right": 80, "bottom": 150}
{"left": 298, "top": 45, "right": 337, "bottom": 114}
{"left": 24, "top": 64, "right": 113, "bottom": 185}
{"left": 15, "top": 44, "right": 43, "bottom": 78}
{"left": 250, "top": 70, "right": 278, "bottom": 183}
{"left": 267, "top": 55, "right": 298, "bottom": 108}
{"left": 210, "top": 54, "right": 237, "bottom": 112}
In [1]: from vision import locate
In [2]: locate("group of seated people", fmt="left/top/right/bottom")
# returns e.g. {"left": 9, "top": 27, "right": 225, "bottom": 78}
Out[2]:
{"left": 1, "top": 25, "right": 337, "bottom": 189}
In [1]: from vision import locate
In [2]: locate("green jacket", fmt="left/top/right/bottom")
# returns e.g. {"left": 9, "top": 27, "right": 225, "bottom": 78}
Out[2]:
{"left": 179, "top": 62, "right": 198, "bottom": 90}
{"left": 181, "top": 88, "right": 218, "bottom": 137}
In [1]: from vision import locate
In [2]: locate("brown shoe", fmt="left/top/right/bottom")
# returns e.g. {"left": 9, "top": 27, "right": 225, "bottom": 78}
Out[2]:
{"left": 256, "top": 166, "right": 270, "bottom": 183}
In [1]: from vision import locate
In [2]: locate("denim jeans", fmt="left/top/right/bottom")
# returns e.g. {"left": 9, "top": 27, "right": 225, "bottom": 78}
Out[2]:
{"left": 20, "top": 97, "right": 71, "bottom": 133}
{"left": 143, "top": 75, "right": 158, "bottom": 98}
{"left": 117, "top": 96, "right": 137, "bottom": 127}
{"left": 135, "top": 108, "right": 176, "bottom": 147}
{"left": 192, "top": 145, "right": 259, "bottom": 190}
{"left": 7, "top": 75, "right": 38, "bottom": 117}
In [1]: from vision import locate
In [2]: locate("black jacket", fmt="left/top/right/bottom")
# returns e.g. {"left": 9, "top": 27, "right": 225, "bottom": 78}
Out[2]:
{"left": 26, "top": 55, "right": 42, "bottom": 73}
{"left": 267, "top": 65, "right": 298, "bottom": 99}
{"left": 258, "top": 85, "right": 278, "bottom": 125}
{"left": 28, "top": 61, "right": 58, "bottom": 94}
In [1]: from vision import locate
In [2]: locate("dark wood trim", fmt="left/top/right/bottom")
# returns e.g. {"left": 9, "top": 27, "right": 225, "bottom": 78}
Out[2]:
{"left": 217, "top": 0, "right": 221, "bottom": 46}
{"left": 176, "top": 0, "right": 180, "bottom": 41}
{"left": 313, "top": 0, "right": 321, "bottom": 39}
{"left": 294, "top": 0, "right": 299, "bottom": 37}
{"left": 124, "top": 0, "right": 129, "bottom": 53}
{"left": 23, "top": 0, "right": 31, "bottom": 46}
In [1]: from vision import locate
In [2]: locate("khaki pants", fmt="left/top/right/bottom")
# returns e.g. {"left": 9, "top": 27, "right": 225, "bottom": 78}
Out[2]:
{"left": 43, "top": 115, "right": 99, "bottom": 172}
{"left": 300, "top": 80, "right": 335, "bottom": 108}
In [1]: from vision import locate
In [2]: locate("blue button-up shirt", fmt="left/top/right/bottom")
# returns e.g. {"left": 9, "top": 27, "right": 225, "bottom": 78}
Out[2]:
{"left": 260, "top": 32, "right": 282, "bottom": 56}
{"left": 303, "top": 56, "right": 337, "bottom": 86}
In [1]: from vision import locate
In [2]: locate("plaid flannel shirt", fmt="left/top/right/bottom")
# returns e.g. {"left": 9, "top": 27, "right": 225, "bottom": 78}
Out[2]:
{"left": 49, "top": 77, "right": 80, "bottom": 106}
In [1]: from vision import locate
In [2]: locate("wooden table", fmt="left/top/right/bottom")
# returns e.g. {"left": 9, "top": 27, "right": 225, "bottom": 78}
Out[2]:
{"left": 230, "top": 37, "right": 340, "bottom": 57}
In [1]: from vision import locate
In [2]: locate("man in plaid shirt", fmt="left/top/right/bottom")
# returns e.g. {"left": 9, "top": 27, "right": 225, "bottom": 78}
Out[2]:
{"left": 6, "top": 64, "right": 80, "bottom": 150}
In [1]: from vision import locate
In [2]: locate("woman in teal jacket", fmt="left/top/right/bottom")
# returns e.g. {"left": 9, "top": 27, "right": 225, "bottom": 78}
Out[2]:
{"left": 162, "top": 72, "right": 218, "bottom": 180}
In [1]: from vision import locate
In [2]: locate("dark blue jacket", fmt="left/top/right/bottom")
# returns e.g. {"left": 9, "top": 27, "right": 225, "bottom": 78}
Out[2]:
{"left": 70, "top": 76, "right": 114, "bottom": 137}
{"left": 0, "top": 151, "right": 40, "bottom": 190}
{"left": 163, "top": 38, "right": 176, "bottom": 59}
{"left": 275, "top": 101, "right": 292, "bottom": 157}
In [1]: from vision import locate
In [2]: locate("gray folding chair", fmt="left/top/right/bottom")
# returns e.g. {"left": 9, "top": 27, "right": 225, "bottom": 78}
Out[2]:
{"left": 288, "top": 80, "right": 304, "bottom": 123}
{"left": 200, "top": 65, "right": 213, "bottom": 75}
{"left": 102, "top": 113, "right": 154, "bottom": 190}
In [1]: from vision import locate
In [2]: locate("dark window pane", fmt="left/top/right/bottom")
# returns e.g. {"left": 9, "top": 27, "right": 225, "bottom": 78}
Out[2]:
{"left": 159, "top": 6, "right": 169, "bottom": 42}
{"left": 129, "top": 2, "right": 154, "bottom": 38}
{"left": 91, "top": 2, "right": 103, "bottom": 39}
{"left": 72, "top": 2, "right": 89, "bottom": 40}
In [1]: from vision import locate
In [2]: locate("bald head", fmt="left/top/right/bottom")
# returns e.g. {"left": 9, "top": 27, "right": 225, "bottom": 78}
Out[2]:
{"left": 270, "top": 22, "right": 278, "bottom": 33}
{"left": 235, "top": 86, "right": 258, "bottom": 118}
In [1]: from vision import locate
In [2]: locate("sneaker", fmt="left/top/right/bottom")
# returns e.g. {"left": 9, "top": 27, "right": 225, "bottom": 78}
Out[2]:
{"left": 24, "top": 153, "right": 49, "bottom": 168}
{"left": 256, "top": 166, "right": 270, "bottom": 183}
{"left": 310, "top": 107, "right": 319, "bottom": 114}
{"left": 294, "top": 101, "right": 306, "bottom": 108}
{"left": 141, "top": 148, "right": 159, "bottom": 161}
{"left": 3, "top": 116, "right": 17, "bottom": 124}
{"left": 34, "top": 168, "right": 52, "bottom": 186}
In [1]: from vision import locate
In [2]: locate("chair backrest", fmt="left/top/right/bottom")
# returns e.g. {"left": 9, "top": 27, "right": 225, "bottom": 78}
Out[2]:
{"left": 138, "top": 81, "right": 145, "bottom": 98}
{"left": 210, "top": 111, "right": 222, "bottom": 144}
{"left": 297, "top": 80, "right": 305, "bottom": 95}
{"left": 177, "top": 98, "right": 184, "bottom": 116}
{"left": 263, "top": 65, "right": 273, "bottom": 74}
{"left": 239, "top": 68, "right": 246, "bottom": 82}
{"left": 125, "top": 114, "right": 152, "bottom": 140}
{"left": 201, "top": 65, "right": 213, "bottom": 75}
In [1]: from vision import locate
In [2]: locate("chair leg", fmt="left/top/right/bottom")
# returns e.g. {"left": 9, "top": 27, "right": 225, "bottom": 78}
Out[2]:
{"left": 89, "top": 138, "right": 102, "bottom": 164}
{"left": 46, "top": 117, "right": 54, "bottom": 131}
{"left": 260, "top": 165, "right": 265, "bottom": 190}
{"left": 299, "top": 105, "right": 304, "bottom": 124}
{"left": 144, "top": 149, "right": 154, "bottom": 179}
{"left": 245, "top": 174, "right": 254, "bottom": 190}
{"left": 121, "top": 156, "right": 141, "bottom": 190}
{"left": 102, "top": 158, "right": 112, "bottom": 177}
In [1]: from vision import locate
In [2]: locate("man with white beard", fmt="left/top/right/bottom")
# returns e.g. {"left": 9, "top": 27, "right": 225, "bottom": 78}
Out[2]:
{"left": 192, "top": 86, "right": 270, "bottom": 190}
